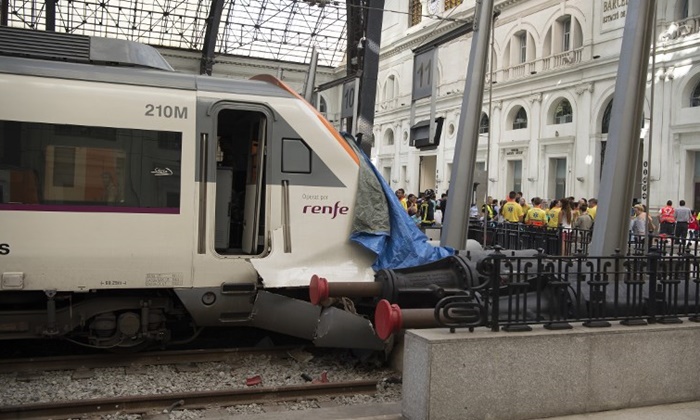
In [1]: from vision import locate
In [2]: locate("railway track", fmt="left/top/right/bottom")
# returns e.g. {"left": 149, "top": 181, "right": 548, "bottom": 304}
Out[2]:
{"left": 0, "top": 379, "right": 380, "bottom": 419}
{"left": 0, "top": 346, "right": 299, "bottom": 374}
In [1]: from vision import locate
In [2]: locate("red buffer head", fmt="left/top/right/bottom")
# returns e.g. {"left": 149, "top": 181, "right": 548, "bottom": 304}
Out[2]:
{"left": 374, "top": 299, "right": 402, "bottom": 340}
{"left": 309, "top": 274, "right": 329, "bottom": 306}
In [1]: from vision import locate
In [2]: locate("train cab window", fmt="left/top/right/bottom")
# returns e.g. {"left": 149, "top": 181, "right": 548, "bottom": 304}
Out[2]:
{"left": 215, "top": 109, "right": 267, "bottom": 256}
{"left": 0, "top": 120, "right": 181, "bottom": 212}
{"left": 282, "top": 139, "right": 311, "bottom": 173}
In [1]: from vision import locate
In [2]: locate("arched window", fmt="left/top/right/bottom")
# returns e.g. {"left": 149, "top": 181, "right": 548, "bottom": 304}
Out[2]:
{"left": 384, "top": 75, "right": 396, "bottom": 101}
{"left": 513, "top": 107, "right": 528, "bottom": 130}
{"left": 692, "top": 81, "right": 700, "bottom": 107}
{"left": 319, "top": 96, "right": 328, "bottom": 117}
{"left": 554, "top": 99, "right": 573, "bottom": 124}
{"left": 602, "top": 100, "right": 613, "bottom": 134}
{"left": 479, "top": 113, "right": 489, "bottom": 134}
{"left": 384, "top": 128, "right": 395, "bottom": 146}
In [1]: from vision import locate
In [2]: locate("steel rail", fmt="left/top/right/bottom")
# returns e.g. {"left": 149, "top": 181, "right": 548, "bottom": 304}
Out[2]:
{"left": 0, "top": 380, "right": 379, "bottom": 419}
{"left": 0, "top": 346, "right": 298, "bottom": 374}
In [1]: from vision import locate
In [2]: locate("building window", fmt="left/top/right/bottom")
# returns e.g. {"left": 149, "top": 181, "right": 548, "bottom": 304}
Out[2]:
{"left": 562, "top": 17, "right": 571, "bottom": 51}
{"left": 519, "top": 32, "right": 527, "bottom": 63}
{"left": 678, "top": 0, "right": 689, "bottom": 19}
{"left": 445, "top": 0, "right": 463, "bottom": 10}
{"left": 510, "top": 160, "right": 522, "bottom": 193}
{"left": 319, "top": 96, "right": 327, "bottom": 117}
{"left": 384, "top": 75, "right": 396, "bottom": 101}
{"left": 384, "top": 128, "right": 395, "bottom": 146}
{"left": 410, "top": 0, "right": 422, "bottom": 26}
{"left": 382, "top": 166, "right": 392, "bottom": 184}
{"left": 479, "top": 113, "right": 490, "bottom": 134}
{"left": 602, "top": 100, "right": 613, "bottom": 134}
{"left": 552, "top": 158, "right": 566, "bottom": 199}
{"left": 0, "top": 120, "right": 182, "bottom": 212}
{"left": 513, "top": 107, "right": 528, "bottom": 130}
{"left": 554, "top": 99, "right": 573, "bottom": 124}
{"left": 600, "top": 140, "right": 607, "bottom": 178}
{"left": 692, "top": 81, "right": 700, "bottom": 107}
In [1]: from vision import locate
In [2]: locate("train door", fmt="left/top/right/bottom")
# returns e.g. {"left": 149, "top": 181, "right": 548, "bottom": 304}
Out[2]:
{"left": 213, "top": 108, "right": 267, "bottom": 256}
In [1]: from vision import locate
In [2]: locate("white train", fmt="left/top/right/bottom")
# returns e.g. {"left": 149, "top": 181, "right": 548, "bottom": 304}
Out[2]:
{"left": 0, "top": 27, "right": 389, "bottom": 350}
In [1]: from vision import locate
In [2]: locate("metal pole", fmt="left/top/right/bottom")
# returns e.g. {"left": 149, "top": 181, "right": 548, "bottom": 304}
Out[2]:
{"left": 303, "top": 47, "right": 319, "bottom": 103}
{"left": 644, "top": 4, "right": 657, "bottom": 255}
{"left": 483, "top": 10, "right": 499, "bottom": 246}
{"left": 589, "top": 0, "right": 657, "bottom": 256}
{"left": 46, "top": 0, "right": 56, "bottom": 31}
{"left": 441, "top": 0, "right": 494, "bottom": 249}
{"left": 199, "top": 0, "right": 225, "bottom": 75}
{"left": 356, "top": 0, "right": 384, "bottom": 156}
{"left": 1, "top": 0, "right": 8, "bottom": 26}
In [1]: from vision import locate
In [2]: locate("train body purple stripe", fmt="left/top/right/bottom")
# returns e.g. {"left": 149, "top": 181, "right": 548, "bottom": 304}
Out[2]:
{"left": 0, "top": 204, "right": 180, "bottom": 214}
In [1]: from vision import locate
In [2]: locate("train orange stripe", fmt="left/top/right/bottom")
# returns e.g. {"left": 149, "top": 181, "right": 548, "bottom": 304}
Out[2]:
{"left": 251, "top": 74, "right": 360, "bottom": 166}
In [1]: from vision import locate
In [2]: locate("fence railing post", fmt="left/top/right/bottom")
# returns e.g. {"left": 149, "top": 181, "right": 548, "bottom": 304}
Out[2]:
{"left": 647, "top": 246, "right": 661, "bottom": 324}
{"left": 489, "top": 246, "right": 504, "bottom": 332}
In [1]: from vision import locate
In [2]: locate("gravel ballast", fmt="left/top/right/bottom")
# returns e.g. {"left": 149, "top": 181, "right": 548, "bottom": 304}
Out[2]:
{"left": 0, "top": 349, "right": 402, "bottom": 419}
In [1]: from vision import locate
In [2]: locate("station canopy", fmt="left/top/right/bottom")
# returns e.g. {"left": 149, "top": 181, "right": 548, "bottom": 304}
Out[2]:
{"left": 5, "top": 0, "right": 348, "bottom": 67}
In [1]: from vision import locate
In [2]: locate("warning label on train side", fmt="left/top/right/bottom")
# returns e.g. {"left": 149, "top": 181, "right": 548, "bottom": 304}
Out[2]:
{"left": 146, "top": 273, "right": 184, "bottom": 287}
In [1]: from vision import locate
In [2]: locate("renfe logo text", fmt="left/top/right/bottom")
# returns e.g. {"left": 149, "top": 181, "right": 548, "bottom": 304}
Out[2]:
{"left": 303, "top": 201, "right": 349, "bottom": 219}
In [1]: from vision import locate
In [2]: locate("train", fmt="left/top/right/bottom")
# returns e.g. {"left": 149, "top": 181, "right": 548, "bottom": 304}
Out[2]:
{"left": 0, "top": 26, "right": 462, "bottom": 351}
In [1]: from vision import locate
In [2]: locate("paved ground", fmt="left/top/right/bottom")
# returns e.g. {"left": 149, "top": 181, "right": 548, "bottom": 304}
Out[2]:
{"left": 208, "top": 400, "right": 700, "bottom": 419}
{"left": 536, "top": 400, "right": 700, "bottom": 420}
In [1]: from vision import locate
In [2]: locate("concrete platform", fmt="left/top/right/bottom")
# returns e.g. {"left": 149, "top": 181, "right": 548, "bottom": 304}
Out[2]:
{"left": 402, "top": 322, "right": 700, "bottom": 420}
{"left": 200, "top": 400, "right": 700, "bottom": 419}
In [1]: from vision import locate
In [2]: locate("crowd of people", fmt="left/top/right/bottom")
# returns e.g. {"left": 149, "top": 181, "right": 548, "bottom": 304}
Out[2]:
{"left": 476, "top": 191, "right": 597, "bottom": 233}
{"left": 394, "top": 188, "right": 700, "bottom": 249}
{"left": 395, "top": 188, "right": 447, "bottom": 228}
{"left": 648, "top": 199, "right": 700, "bottom": 245}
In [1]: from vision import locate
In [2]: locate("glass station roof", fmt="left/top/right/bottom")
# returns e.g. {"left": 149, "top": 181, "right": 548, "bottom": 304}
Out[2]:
{"left": 5, "top": 0, "right": 348, "bottom": 67}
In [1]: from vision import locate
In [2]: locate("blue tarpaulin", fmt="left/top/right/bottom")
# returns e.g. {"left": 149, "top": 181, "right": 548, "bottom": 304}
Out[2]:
{"left": 348, "top": 145, "right": 454, "bottom": 270}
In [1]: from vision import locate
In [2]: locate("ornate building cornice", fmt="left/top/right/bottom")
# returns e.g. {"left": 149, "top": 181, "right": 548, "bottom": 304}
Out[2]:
{"left": 380, "top": 0, "right": 527, "bottom": 61}
{"left": 528, "top": 93, "right": 542, "bottom": 103}
{"left": 574, "top": 82, "right": 594, "bottom": 95}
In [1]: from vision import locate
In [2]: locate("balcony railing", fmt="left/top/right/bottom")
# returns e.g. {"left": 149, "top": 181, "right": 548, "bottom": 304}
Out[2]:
{"left": 498, "top": 47, "right": 584, "bottom": 82}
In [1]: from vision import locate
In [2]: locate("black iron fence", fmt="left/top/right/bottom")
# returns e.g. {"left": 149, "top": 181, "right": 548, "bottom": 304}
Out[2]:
{"left": 434, "top": 247, "right": 700, "bottom": 333}
{"left": 465, "top": 220, "right": 700, "bottom": 256}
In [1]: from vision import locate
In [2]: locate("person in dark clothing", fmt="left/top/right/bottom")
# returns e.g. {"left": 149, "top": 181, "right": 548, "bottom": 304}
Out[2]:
{"left": 420, "top": 189, "right": 436, "bottom": 227}
{"left": 438, "top": 190, "right": 448, "bottom": 220}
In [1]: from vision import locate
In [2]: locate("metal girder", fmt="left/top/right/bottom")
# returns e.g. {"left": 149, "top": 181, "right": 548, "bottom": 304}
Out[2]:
{"left": 345, "top": 0, "right": 363, "bottom": 76}
{"left": 355, "top": 0, "right": 383, "bottom": 156}
{"left": 1, "top": 0, "right": 8, "bottom": 26}
{"left": 45, "top": 0, "right": 56, "bottom": 31}
{"left": 200, "top": 0, "right": 225, "bottom": 76}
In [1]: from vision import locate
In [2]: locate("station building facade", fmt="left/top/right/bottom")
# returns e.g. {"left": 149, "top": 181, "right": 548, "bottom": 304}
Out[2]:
{"left": 364, "top": 0, "right": 700, "bottom": 211}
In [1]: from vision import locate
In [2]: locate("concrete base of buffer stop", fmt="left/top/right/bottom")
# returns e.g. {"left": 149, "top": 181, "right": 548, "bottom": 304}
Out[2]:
{"left": 401, "top": 322, "right": 700, "bottom": 420}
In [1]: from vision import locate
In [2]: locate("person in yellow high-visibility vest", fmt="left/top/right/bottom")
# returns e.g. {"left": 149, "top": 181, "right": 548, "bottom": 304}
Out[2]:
{"left": 502, "top": 191, "right": 524, "bottom": 223}
{"left": 525, "top": 197, "right": 547, "bottom": 227}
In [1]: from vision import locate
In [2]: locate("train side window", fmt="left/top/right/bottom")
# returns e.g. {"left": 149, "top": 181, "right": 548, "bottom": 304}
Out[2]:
{"left": 0, "top": 120, "right": 182, "bottom": 213}
{"left": 282, "top": 138, "right": 311, "bottom": 174}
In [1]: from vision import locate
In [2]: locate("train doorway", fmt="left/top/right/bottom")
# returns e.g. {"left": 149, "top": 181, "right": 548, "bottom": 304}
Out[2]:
{"left": 214, "top": 109, "right": 267, "bottom": 255}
